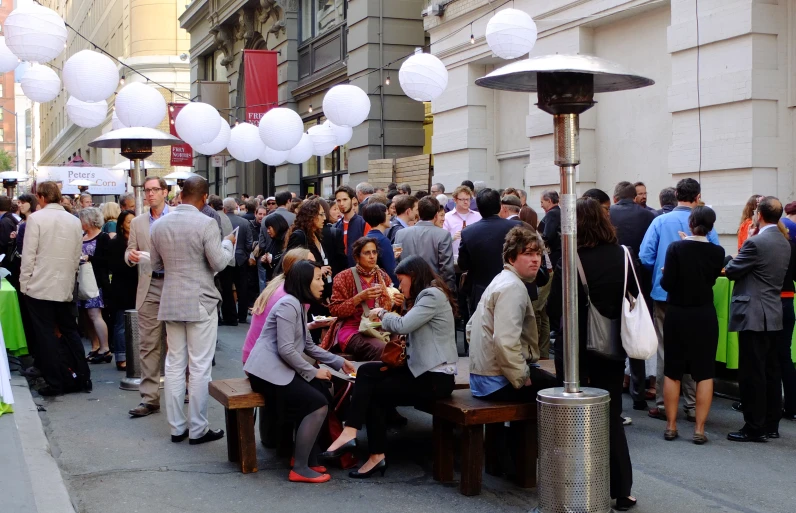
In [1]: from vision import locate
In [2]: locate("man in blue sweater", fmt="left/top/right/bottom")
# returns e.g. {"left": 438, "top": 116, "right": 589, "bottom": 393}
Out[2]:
{"left": 639, "top": 178, "right": 720, "bottom": 422}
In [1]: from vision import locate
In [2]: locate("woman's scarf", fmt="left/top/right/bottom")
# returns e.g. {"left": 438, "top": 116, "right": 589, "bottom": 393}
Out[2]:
{"left": 354, "top": 264, "right": 391, "bottom": 309}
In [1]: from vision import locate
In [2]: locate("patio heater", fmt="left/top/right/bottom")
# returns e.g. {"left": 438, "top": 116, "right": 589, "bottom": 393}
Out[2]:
{"left": 0, "top": 171, "right": 29, "bottom": 197}
{"left": 69, "top": 179, "right": 96, "bottom": 194}
{"left": 89, "top": 127, "right": 182, "bottom": 215}
{"left": 476, "top": 55, "right": 654, "bottom": 513}
{"left": 163, "top": 170, "right": 199, "bottom": 189}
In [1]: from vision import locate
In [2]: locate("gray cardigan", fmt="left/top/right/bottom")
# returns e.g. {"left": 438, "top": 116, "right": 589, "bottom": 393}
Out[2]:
{"left": 380, "top": 287, "right": 458, "bottom": 377}
{"left": 243, "top": 295, "right": 344, "bottom": 385}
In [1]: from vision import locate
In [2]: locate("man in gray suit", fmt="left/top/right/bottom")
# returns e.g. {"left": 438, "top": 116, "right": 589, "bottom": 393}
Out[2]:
{"left": 726, "top": 196, "right": 791, "bottom": 442}
{"left": 220, "top": 197, "right": 253, "bottom": 325}
{"left": 150, "top": 176, "right": 235, "bottom": 445}
{"left": 394, "top": 196, "right": 456, "bottom": 292}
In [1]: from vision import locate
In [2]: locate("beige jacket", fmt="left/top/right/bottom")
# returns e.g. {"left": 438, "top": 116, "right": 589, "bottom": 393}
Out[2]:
{"left": 466, "top": 264, "right": 539, "bottom": 389}
{"left": 19, "top": 203, "right": 83, "bottom": 302}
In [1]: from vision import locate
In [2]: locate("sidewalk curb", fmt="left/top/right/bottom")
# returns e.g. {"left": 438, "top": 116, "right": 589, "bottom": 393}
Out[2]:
{"left": 11, "top": 376, "right": 76, "bottom": 513}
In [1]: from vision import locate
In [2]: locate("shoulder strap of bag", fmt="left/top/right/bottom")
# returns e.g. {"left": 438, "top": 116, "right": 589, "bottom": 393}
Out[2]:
{"left": 350, "top": 267, "right": 371, "bottom": 316}
{"left": 621, "top": 245, "right": 643, "bottom": 297}
{"left": 575, "top": 254, "right": 591, "bottom": 301}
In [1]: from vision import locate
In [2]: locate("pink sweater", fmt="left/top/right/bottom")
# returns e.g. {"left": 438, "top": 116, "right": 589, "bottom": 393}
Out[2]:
{"left": 242, "top": 284, "right": 287, "bottom": 363}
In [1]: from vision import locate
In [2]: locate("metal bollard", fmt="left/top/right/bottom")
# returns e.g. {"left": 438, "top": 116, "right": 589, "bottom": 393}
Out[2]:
{"left": 119, "top": 309, "right": 166, "bottom": 391}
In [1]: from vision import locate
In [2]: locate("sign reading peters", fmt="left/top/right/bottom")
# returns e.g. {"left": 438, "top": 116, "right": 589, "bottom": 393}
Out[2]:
{"left": 36, "top": 166, "right": 127, "bottom": 195}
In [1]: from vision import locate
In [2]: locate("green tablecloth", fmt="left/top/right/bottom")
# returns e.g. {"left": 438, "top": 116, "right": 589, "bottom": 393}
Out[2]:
{"left": 713, "top": 277, "right": 796, "bottom": 369}
{"left": 0, "top": 279, "right": 27, "bottom": 357}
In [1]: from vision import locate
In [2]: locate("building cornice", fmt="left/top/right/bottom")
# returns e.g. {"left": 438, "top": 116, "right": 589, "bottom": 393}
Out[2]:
{"left": 179, "top": 0, "right": 209, "bottom": 31}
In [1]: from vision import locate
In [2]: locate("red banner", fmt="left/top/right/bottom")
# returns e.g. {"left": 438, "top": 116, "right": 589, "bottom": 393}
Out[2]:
{"left": 244, "top": 50, "right": 278, "bottom": 125}
{"left": 168, "top": 103, "right": 194, "bottom": 166}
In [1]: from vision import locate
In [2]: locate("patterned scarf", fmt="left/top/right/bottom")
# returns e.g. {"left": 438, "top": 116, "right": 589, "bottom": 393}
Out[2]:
{"left": 355, "top": 263, "right": 379, "bottom": 277}
{"left": 354, "top": 264, "right": 391, "bottom": 308}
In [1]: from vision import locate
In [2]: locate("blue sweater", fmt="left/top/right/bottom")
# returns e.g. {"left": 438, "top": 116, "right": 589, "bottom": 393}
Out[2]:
{"left": 367, "top": 228, "right": 398, "bottom": 286}
{"left": 639, "top": 206, "right": 720, "bottom": 301}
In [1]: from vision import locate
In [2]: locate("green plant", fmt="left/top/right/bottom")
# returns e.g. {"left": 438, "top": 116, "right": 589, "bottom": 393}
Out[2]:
{"left": 0, "top": 150, "right": 14, "bottom": 172}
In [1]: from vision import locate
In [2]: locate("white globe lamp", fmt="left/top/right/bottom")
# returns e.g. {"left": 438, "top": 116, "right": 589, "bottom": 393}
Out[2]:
{"left": 227, "top": 123, "right": 265, "bottom": 162}
{"left": 63, "top": 50, "right": 119, "bottom": 102}
{"left": 194, "top": 118, "right": 230, "bottom": 156}
{"left": 111, "top": 111, "right": 127, "bottom": 131}
{"left": 286, "top": 133, "right": 314, "bottom": 165}
{"left": 399, "top": 48, "right": 448, "bottom": 102}
{"left": 308, "top": 124, "right": 337, "bottom": 156}
{"left": 175, "top": 102, "right": 222, "bottom": 146}
{"left": 66, "top": 97, "right": 107, "bottom": 128}
{"left": 4, "top": 3, "right": 67, "bottom": 64}
{"left": 21, "top": 64, "right": 61, "bottom": 103}
{"left": 485, "top": 8, "right": 538, "bottom": 60}
{"left": 0, "top": 38, "right": 19, "bottom": 73}
{"left": 324, "top": 120, "right": 353, "bottom": 146}
{"left": 115, "top": 82, "right": 167, "bottom": 128}
{"left": 258, "top": 108, "right": 303, "bottom": 151}
{"left": 259, "top": 146, "right": 289, "bottom": 166}
{"left": 322, "top": 84, "right": 370, "bottom": 127}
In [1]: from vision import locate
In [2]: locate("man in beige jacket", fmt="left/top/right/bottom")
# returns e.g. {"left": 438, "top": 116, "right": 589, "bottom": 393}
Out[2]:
{"left": 19, "top": 182, "right": 84, "bottom": 396}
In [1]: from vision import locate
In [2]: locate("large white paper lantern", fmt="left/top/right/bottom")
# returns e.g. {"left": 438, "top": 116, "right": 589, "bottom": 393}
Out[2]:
{"left": 115, "top": 82, "right": 167, "bottom": 128}
{"left": 227, "top": 123, "right": 264, "bottom": 162}
{"left": 66, "top": 97, "right": 107, "bottom": 128}
{"left": 63, "top": 50, "right": 118, "bottom": 102}
{"left": 195, "top": 118, "right": 230, "bottom": 155}
{"left": 175, "top": 102, "right": 221, "bottom": 146}
{"left": 308, "top": 124, "right": 337, "bottom": 156}
{"left": 4, "top": 3, "right": 67, "bottom": 64}
{"left": 323, "top": 85, "right": 370, "bottom": 127}
{"left": 258, "top": 108, "right": 303, "bottom": 151}
{"left": 21, "top": 64, "right": 60, "bottom": 103}
{"left": 399, "top": 49, "right": 448, "bottom": 102}
{"left": 286, "top": 133, "right": 314, "bottom": 165}
{"left": 259, "top": 146, "right": 289, "bottom": 166}
{"left": 0, "top": 38, "right": 19, "bottom": 73}
{"left": 485, "top": 8, "right": 538, "bottom": 60}
{"left": 324, "top": 120, "right": 352, "bottom": 146}
{"left": 111, "top": 111, "right": 127, "bottom": 130}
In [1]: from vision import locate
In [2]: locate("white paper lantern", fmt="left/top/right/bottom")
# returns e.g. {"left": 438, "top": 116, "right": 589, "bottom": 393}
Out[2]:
{"left": 308, "top": 124, "right": 337, "bottom": 156}
{"left": 66, "top": 97, "right": 107, "bottom": 128}
{"left": 399, "top": 49, "right": 448, "bottom": 102}
{"left": 195, "top": 118, "right": 231, "bottom": 155}
{"left": 485, "top": 9, "right": 538, "bottom": 60}
{"left": 323, "top": 85, "right": 370, "bottom": 127}
{"left": 324, "top": 120, "right": 352, "bottom": 146}
{"left": 21, "top": 64, "right": 60, "bottom": 103}
{"left": 259, "top": 146, "right": 289, "bottom": 166}
{"left": 4, "top": 3, "right": 67, "bottom": 64}
{"left": 286, "top": 133, "right": 314, "bottom": 165}
{"left": 63, "top": 50, "right": 119, "bottom": 102}
{"left": 0, "top": 38, "right": 19, "bottom": 73}
{"left": 175, "top": 102, "right": 222, "bottom": 146}
{"left": 112, "top": 111, "right": 127, "bottom": 130}
{"left": 227, "top": 123, "right": 264, "bottom": 162}
{"left": 258, "top": 108, "right": 303, "bottom": 151}
{"left": 115, "top": 82, "right": 167, "bottom": 128}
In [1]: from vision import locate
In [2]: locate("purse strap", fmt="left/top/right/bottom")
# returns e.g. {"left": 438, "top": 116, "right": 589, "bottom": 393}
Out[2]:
{"left": 350, "top": 267, "right": 371, "bottom": 317}
{"left": 575, "top": 253, "right": 592, "bottom": 303}
{"left": 621, "top": 245, "right": 643, "bottom": 298}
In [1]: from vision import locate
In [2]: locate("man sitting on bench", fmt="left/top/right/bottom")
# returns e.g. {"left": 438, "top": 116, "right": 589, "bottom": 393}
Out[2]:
{"left": 466, "top": 225, "right": 556, "bottom": 400}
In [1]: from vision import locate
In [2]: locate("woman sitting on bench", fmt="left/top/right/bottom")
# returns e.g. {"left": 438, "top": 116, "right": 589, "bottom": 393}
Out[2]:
{"left": 244, "top": 260, "right": 355, "bottom": 484}
{"left": 321, "top": 256, "right": 459, "bottom": 478}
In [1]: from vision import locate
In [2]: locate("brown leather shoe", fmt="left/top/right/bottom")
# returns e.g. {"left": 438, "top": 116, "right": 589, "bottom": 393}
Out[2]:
{"left": 129, "top": 403, "right": 160, "bottom": 417}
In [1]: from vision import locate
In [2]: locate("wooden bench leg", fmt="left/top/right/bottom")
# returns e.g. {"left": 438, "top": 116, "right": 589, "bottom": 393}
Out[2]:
{"left": 484, "top": 424, "right": 502, "bottom": 476}
{"left": 237, "top": 409, "right": 258, "bottom": 473}
{"left": 225, "top": 408, "right": 239, "bottom": 463}
{"left": 432, "top": 416, "right": 454, "bottom": 482}
{"left": 514, "top": 420, "right": 537, "bottom": 488}
{"left": 460, "top": 425, "right": 484, "bottom": 496}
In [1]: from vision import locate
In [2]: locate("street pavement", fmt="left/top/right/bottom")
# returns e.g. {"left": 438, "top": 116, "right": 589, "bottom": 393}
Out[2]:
{"left": 25, "top": 323, "right": 796, "bottom": 513}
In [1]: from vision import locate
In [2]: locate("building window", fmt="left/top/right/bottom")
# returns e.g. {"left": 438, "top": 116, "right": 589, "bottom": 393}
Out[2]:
{"left": 300, "top": 0, "right": 345, "bottom": 42}
{"left": 300, "top": 116, "right": 347, "bottom": 198}
{"left": 0, "top": 129, "right": 4, "bottom": 142}
{"left": 0, "top": 84, "right": 4, "bottom": 96}
{"left": 0, "top": 110, "right": 3, "bottom": 121}
{"left": 203, "top": 50, "right": 227, "bottom": 82}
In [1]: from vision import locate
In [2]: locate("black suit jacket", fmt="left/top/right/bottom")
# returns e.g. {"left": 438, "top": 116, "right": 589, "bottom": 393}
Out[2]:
{"left": 538, "top": 205, "right": 561, "bottom": 267}
{"left": 226, "top": 213, "right": 253, "bottom": 267}
{"left": 609, "top": 199, "right": 656, "bottom": 255}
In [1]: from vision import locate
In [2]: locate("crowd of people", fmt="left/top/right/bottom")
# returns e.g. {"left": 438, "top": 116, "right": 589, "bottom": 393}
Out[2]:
{"left": 6, "top": 174, "right": 796, "bottom": 512}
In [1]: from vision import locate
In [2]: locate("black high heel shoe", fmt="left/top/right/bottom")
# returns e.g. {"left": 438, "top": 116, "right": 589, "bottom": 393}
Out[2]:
{"left": 86, "top": 350, "right": 98, "bottom": 361}
{"left": 348, "top": 459, "right": 387, "bottom": 479}
{"left": 615, "top": 496, "right": 637, "bottom": 511}
{"left": 89, "top": 351, "right": 112, "bottom": 364}
{"left": 320, "top": 438, "right": 357, "bottom": 459}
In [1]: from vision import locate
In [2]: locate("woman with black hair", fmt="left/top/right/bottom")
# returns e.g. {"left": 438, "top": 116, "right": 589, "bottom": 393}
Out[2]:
{"left": 244, "top": 260, "right": 355, "bottom": 483}
{"left": 321, "top": 256, "right": 458, "bottom": 478}
{"left": 285, "top": 198, "right": 334, "bottom": 311}
{"left": 260, "top": 213, "right": 290, "bottom": 282}
{"left": 660, "top": 206, "right": 726, "bottom": 444}
{"left": 107, "top": 210, "right": 139, "bottom": 370}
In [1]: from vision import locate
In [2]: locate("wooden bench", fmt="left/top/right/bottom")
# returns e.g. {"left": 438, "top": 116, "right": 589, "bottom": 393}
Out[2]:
{"left": 208, "top": 378, "right": 264, "bottom": 474}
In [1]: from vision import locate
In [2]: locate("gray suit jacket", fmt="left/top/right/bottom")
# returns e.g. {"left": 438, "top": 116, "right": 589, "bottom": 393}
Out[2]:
{"left": 273, "top": 207, "right": 295, "bottom": 227}
{"left": 244, "top": 294, "right": 344, "bottom": 385}
{"left": 226, "top": 212, "right": 253, "bottom": 266}
{"left": 394, "top": 221, "right": 456, "bottom": 292}
{"left": 380, "top": 287, "right": 458, "bottom": 378}
{"left": 726, "top": 226, "right": 791, "bottom": 332}
{"left": 149, "top": 204, "right": 234, "bottom": 322}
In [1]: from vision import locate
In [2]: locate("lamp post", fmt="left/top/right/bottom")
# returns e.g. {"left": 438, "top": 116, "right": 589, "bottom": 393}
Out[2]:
{"left": 0, "top": 171, "right": 29, "bottom": 197}
{"left": 476, "top": 54, "right": 654, "bottom": 513}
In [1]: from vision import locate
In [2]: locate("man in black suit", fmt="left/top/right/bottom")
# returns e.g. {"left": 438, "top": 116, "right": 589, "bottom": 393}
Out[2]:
{"left": 458, "top": 189, "right": 522, "bottom": 312}
{"left": 220, "top": 198, "right": 253, "bottom": 325}
{"left": 726, "top": 197, "right": 791, "bottom": 442}
{"left": 610, "top": 181, "right": 657, "bottom": 411}
{"left": 538, "top": 189, "right": 562, "bottom": 342}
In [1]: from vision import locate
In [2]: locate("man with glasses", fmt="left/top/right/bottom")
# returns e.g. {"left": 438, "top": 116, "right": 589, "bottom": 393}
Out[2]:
{"left": 443, "top": 185, "right": 481, "bottom": 258}
{"left": 125, "top": 176, "right": 170, "bottom": 418}
{"left": 264, "top": 197, "right": 277, "bottom": 213}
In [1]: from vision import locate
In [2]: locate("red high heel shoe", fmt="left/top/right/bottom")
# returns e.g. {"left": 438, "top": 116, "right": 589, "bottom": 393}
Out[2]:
{"left": 288, "top": 470, "right": 331, "bottom": 483}
{"left": 290, "top": 457, "right": 326, "bottom": 473}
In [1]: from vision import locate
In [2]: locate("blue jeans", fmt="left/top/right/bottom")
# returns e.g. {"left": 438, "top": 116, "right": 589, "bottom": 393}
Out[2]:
{"left": 258, "top": 264, "right": 268, "bottom": 293}
{"left": 112, "top": 309, "right": 126, "bottom": 362}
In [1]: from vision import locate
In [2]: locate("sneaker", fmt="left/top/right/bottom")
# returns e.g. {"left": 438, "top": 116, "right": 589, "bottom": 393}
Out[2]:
{"left": 622, "top": 416, "right": 632, "bottom": 426}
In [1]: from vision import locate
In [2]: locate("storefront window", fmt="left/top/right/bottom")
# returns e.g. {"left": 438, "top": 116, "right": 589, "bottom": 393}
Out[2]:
{"left": 300, "top": 0, "right": 345, "bottom": 42}
{"left": 300, "top": 116, "right": 348, "bottom": 198}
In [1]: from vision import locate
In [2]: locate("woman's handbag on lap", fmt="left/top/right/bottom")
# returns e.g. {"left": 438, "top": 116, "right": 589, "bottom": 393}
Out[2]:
{"left": 381, "top": 334, "right": 407, "bottom": 368}
{"left": 619, "top": 246, "right": 657, "bottom": 360}
{"left": 576, "top": 255, "right": 625, "bottom": 360}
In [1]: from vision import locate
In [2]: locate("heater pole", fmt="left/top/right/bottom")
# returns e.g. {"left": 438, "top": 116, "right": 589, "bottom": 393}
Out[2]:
{"left": 132, "top": 158, "right": 144, "bottom": 216}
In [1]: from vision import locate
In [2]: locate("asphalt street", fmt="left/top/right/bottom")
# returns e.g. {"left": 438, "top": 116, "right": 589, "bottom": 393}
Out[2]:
{"left": 33, "top": 323, "right": 796, "bottom": 513}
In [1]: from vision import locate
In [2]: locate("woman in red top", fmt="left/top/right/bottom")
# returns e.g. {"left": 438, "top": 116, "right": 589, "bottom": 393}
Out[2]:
{"left": 737, "top": 194, "right": 762, "bottom": 250}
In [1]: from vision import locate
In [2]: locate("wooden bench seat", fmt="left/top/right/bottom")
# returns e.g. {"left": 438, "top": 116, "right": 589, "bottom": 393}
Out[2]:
{"left": 208, "top": 378, "right": 264, "bottom": 474}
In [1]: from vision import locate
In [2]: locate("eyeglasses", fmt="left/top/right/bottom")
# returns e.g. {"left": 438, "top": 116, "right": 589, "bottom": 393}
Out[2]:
{"left": 455, "top": 197, "right": 470, "bottom": 202}
{"left": 318, "top": 212, "right": 326, "bottom": 218}
{"left": 266, "top": 201, "right": 276, "bottom": 205}
{"left": 144, "top": 187, "right": 163, "bottom": 194}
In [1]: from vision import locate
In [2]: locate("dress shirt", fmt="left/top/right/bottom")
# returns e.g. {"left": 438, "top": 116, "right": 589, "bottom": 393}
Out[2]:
{"left": 149, "top": 204, "right": 169, "bottom": 226}
{"left": 443, "top": 209, "right": 482, "bottom": 256}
